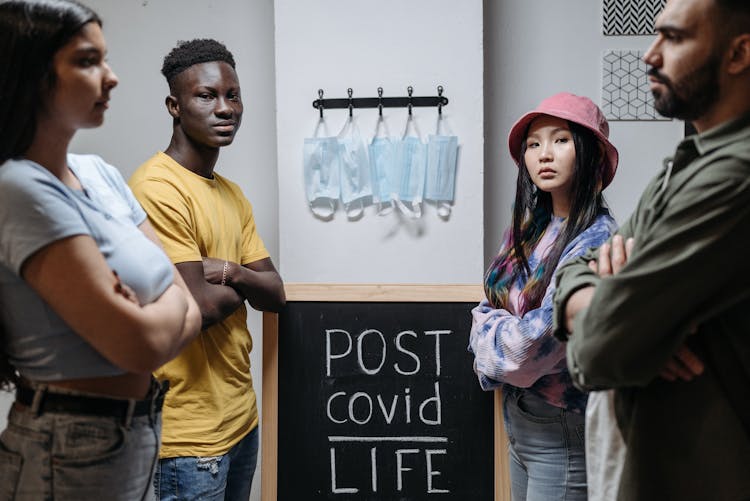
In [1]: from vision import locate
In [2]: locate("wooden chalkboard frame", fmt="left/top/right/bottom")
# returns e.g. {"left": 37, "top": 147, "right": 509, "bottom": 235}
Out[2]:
{"left": 261, "top": 283, "right": 510, "bottom": 501}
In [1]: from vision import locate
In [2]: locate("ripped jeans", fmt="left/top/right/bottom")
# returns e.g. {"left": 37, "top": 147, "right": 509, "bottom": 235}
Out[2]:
{"left": 154, "top": 426, "right": 258, "bottom": 501}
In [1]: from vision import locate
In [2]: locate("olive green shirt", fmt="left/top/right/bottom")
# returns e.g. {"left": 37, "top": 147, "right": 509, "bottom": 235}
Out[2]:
{"left": 553, "top": 112, "right": 750, "bottom": 501}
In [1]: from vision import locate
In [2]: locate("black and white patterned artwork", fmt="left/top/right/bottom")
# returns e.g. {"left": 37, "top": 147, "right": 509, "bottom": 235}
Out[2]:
{"left": 603, "top": 0, "right": 665, "bottom": 36}
{"left": 602, "top": 50, "right": 669, "bottom": 121}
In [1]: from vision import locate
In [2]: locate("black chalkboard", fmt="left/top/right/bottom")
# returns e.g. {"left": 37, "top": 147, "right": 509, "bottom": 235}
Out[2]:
{"left": 262, "top": 285, "right": 500, "bottom": 501}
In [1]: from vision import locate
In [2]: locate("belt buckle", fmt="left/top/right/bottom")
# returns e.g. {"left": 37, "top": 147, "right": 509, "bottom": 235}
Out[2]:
{"left": 30, "top": 384, "right": 49, "bottom": 416}
{"left": 123, "top": 399, "right": 137, "bottom": 429}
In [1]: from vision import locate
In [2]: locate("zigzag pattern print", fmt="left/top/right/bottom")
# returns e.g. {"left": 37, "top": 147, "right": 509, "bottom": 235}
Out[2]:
{"left": 603, "top": 0, "right": 665, "bottom": 36}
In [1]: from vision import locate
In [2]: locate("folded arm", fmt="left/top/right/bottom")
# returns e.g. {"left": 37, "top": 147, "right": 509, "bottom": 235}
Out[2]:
{"left": 557, "top": 168, "right": 750, "bottom": 389}
{"left": 22, "top": 235, "right": 196, "bottom": 374}
{"left": 179, "top": 256, "right": 285, "bottom": 330}
{"left": 468, "top": 296, "right": 566, "bottom": 390}
{"left": 469, "top": 215, "right": 616, "bottom": 390}
{"left": 176, "top": 260, "right": 244, "bottom": 329}
{"left": 203, "top": 257, "right": 286, "bottom": 313}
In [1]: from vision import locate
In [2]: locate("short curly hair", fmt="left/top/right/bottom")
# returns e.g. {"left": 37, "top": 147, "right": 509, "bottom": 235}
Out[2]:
{"left": 161, "top": 38, "right": 236, "bottom": 90}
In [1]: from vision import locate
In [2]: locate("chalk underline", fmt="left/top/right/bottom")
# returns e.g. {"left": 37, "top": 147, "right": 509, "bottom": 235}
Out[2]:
{"left": 328, "top": 436, "right": 448, "bottom": 443}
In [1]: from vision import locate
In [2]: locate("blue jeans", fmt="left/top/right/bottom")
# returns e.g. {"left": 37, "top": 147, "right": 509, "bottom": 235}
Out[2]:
{"left": 503, "top": 387, "right": 587, "bottom": 501}
{"left": 155, "top": 426, "right": 259, "bottom": 501}
{"left": 0, "top": 383, "right": 163, "bottom": 501}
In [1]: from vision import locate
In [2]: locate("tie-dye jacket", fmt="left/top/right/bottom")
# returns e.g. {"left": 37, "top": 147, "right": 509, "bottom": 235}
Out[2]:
{"left": 468, "top": 211, "right": 617, "bottom": 413}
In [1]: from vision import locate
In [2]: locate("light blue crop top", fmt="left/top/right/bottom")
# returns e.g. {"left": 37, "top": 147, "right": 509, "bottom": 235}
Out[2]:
{"left": 0, "top": 154, "right": 174, "bottom": 380}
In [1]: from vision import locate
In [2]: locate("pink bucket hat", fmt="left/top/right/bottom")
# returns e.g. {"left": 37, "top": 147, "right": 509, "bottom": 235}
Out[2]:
{"left": 507, "top": 92, "right": 619, "bottom": 189}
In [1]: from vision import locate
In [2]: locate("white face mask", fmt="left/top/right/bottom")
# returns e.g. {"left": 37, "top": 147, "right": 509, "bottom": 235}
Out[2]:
{"left": 394, "top": 114, "right": 427, "bottom": 218}
{"left": 303, "top": 135, "right": 340, "bottom": 219}
{"left": 396, "top": 136, "right": 427, "bottom": 202}
{"left": 337, "top": 118, "right": 372, "bottom": 218}
{"left": 425, "top": 134, "right": 458, "bottom": 217}
{"left": 368, "top": 136, "right": 396, "bottom": 213}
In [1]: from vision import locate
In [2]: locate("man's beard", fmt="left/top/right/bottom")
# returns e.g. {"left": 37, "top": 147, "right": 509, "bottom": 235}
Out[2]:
{"left": 648, "top": 54, "right": 721, "bottom": 121}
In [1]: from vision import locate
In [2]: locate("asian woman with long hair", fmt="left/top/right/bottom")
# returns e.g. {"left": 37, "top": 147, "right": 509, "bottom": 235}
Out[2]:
{"left": 469, "top": 92, "right": 619, "bottom": 501}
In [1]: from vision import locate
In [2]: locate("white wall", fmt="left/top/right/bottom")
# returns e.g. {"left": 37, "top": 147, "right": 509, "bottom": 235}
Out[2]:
{"left": 483, "top": 0, "right": 684, "bottom": 263}
{"left": 274, "top": 0, "right": 485, "bottom": 284}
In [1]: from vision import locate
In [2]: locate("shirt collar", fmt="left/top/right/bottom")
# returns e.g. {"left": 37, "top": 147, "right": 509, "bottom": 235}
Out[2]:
{"left": 688, "top": 112, "right": 750, "bottom": 157}
{"left": 672, "top": 112, "right": 750, "bottom": 170}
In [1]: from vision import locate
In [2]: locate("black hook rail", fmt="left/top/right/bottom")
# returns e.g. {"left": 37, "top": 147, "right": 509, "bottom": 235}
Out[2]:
{"left": 313, "top": 86, "right": 448, "bottom": 118}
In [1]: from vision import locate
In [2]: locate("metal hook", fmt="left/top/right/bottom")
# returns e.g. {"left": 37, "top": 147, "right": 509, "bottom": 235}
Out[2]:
{"left": 347, "top": 87, "right": 353, "bottom": 118}
{"left": 318, "top": 88, "right": 324, "bottom": 119}
{"left": 377, "top": 87, "right": 383, "bottom": 117}
{"left": 407, "top": 85, "right": 413, "bottom": 116}
{"left": 437, "top": 85, "right": 444, "bottom": 116}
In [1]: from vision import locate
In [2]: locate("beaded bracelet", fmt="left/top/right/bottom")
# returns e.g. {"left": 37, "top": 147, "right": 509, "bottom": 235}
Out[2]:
{"left": 221, "top": 261, "right": 229, "bottom": 286}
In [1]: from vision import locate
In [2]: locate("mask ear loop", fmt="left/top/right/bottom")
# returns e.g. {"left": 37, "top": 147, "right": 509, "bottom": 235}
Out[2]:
{"left": 317, "top": 88, "right": 324, "bottom": 120}
{"left": 336, "top": 88, "right": 367, "bottom": 220}
{"left": 394, "top": 86, "right": 424, "bottom": 219}
{"left": 436, "top": 85, "right": 445, "bottom": 136}
{"left": 308, "top": 88, "right": 336, "bottom": 219}
{"left": 371, "top": 87, "right": 394, "bottom": 216}
{"left": 313, "top": 89, "right": 331, "bottom": 140}
{"left": 307, "top": 138, "right": 337, "bottom": 220}
{"left": 345, "top": 199, "right": 365, "bottom": 220}
{"left": 401, "top": 86, "right": 420, "bottom": 140}
{"left": 373, "top": 131, "right": 395, "bottom": 216}
{"left": 373, "top": 87, "right": 391, "bottom": 138}
{"left": 336, "top": 87, "right": 356, "bottom": 139}
{"left": 348, "top": 87, "right": 354, "bottom": 119}
{"left": 433, "top": 85, "right": 452, "bottom": 218}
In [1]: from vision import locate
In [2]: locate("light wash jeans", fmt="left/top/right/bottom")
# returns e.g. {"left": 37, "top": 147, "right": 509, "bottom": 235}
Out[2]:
{"left": 0, "top": 384, "right": 163, "bottom": 501}
{"left": 503, "top": 387, "right": 587, "bottom": 501}
{"left": 155, "top": 426, "right": 259, "bottom": 501}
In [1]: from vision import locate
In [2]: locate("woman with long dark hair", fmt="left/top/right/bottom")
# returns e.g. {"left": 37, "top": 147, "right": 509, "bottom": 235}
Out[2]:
{"left": 0, "top": 1, "right": 201, "bottom": 498}
{"left": 469, "top": 92, "right": 619, "bottom": 500}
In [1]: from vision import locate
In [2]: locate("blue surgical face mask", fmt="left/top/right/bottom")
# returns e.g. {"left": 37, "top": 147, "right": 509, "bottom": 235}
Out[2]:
{"left": 425, "top": 134, "right": 458, "bottom": 217}
{"left": 394, "top": 135, "right": 427, "bottom": 218}
{"left": 369, "top": 136, "right": 397, "bottom": 210}
{"left": 337, "top": 119, "right": 372, "bottom": 218}
{"left": 303, "top": 136, "right": 340, "bottom": 218}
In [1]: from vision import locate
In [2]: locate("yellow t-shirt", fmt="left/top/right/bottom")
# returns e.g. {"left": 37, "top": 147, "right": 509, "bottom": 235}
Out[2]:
{"left": 129, "top": 151, "right": 269, "bottom": 458}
